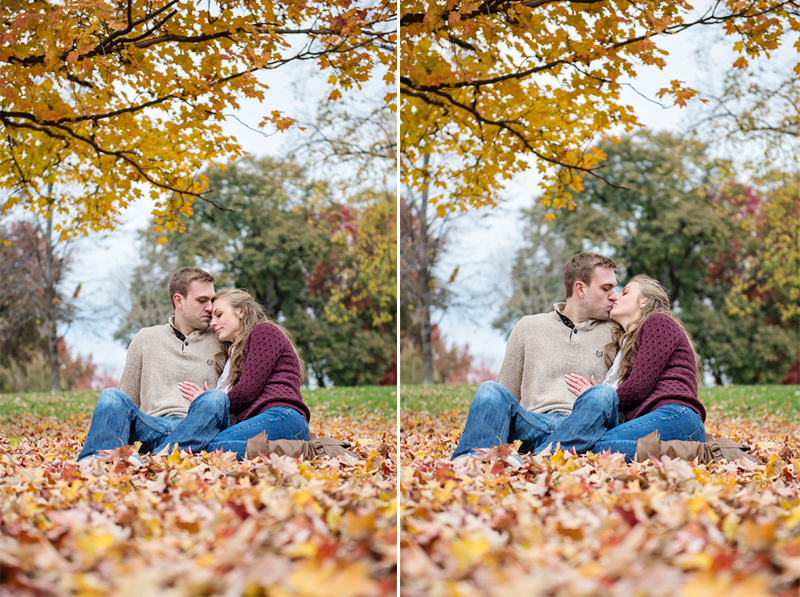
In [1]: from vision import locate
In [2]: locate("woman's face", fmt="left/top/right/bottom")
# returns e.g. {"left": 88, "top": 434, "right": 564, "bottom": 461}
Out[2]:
{"left": 210, "top": 298, "right": 242, "bottom": 343}
{"left": 610, "top": 281, "right": 647, "bottom": 329}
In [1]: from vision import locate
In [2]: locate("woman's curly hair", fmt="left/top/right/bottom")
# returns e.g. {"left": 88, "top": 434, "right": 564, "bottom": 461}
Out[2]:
{"left": 212, "top": 288, "right": 305, "bottom": 387}
{"left": 605, "top": 275, "right": 698, "bottom": 388}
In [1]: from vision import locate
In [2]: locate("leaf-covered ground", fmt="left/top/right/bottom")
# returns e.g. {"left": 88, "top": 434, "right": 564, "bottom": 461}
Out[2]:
{"left": 0, "top": 407, "right": 397, "bottom": 597}
{"left": 401, "top": 403, "right": 800, "bottom": 597}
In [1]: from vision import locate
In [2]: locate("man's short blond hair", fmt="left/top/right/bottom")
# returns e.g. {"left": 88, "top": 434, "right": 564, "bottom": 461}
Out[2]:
{"left": 169, "top": 267, "right": 215, "bottom": 308}
{"left": 564, "top": 253, "right": 618, "bottom": 298}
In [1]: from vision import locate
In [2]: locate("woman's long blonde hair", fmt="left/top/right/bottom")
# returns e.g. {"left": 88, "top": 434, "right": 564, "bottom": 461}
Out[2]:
{"left": 212, "top": 288, "right": 305, "bottom": 387}
{"left": 605, "top": 275, "right": 698, "bottom": 387}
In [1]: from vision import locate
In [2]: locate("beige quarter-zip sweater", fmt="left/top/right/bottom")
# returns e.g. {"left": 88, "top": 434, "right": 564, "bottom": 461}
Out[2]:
{"left": 119, "top": 317, "right": 221, "bottom": 418}
{"left": 496, "top": 303, "right": 618, "bottom": 415}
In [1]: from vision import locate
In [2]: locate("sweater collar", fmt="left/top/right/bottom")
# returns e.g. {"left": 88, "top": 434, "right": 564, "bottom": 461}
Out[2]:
{"left": 553, "top": 303, "right": 610, "bottom": 331}
{"left": 167, "top": 316, "right": 187, "bottom": 341}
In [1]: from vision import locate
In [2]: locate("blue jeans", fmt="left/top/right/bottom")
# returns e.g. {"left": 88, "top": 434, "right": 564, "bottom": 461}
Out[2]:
{"left": 77, "top": 388, "right": 230, "bottom": 460}
{"left": 594, "top": 404, "right": 706, "bottom": 461}
{"left": 451, "top": 381, "right": 619, "bottom": 459}
{"left": 207, "top": 406, "right": 310, "bottom": 460}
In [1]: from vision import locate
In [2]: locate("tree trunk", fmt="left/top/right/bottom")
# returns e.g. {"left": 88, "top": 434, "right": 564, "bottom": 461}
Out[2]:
{"left": 43, "top": 197, "right": 61, "bottom": 392}
{"left": 418, "top": 155, "right": 435, "bottom": 386}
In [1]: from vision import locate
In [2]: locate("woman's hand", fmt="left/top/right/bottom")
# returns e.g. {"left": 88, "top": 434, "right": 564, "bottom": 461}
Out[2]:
{"left": 179, "top": 381, "right": 210, "bottom": 402}
{"left": 565, "top": 374, "right": 596, "bottom": 397}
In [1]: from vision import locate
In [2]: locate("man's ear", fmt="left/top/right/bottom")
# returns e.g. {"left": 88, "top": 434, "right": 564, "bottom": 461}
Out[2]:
{"left": 575, "top": 281, "right": 586, "bottom": 298}
{"left": 173, "top": 293, "right": 184, "bottom": 311}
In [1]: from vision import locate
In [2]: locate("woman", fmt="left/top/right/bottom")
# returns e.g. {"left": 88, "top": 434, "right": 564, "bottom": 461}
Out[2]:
{"left": 180, "top": 288, "right": 310, "bottom": 459}
{"left": 565, "top": 275, "right": 706, "bottom": 461}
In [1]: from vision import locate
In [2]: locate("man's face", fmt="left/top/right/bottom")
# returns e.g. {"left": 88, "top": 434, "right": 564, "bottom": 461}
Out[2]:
{"left": 174, "top": 280, "right": 215, "bottom": 332}
{"left": 581, "top": 266, "right": 618, "bottom": 320}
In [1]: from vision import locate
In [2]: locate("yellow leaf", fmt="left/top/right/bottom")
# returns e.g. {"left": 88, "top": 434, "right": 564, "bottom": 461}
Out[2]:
{"left": 450, "top": 534, "right": 492, "bottom": 572}
{"left": 76, "top": 530, "right": 115, "bottom": 566}
{"left": 287, "top": 562, "right": 376, "bottom": 597}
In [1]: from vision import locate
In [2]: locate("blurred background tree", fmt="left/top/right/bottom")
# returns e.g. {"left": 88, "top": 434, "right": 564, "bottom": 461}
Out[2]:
{"left": 495, "top": 131, "right": 798, "bottom": 385}
{"left": 114, "top": 156, "right": 396, "bottom": 387}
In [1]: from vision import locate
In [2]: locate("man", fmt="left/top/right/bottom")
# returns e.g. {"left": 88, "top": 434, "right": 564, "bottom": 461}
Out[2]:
{"left": 452, "top": 252, "right": 620, "bottom": 463}
{"left": 77, "top": 267, "right": 228, "bottom": 465}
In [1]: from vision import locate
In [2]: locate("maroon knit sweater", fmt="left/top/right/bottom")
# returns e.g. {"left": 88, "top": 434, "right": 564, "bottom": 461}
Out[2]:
{"left": 617, "top": 313, "right": 706, "bottom": 422}
{"left": 227, "top": 322, "right": 310, "bottom": 423}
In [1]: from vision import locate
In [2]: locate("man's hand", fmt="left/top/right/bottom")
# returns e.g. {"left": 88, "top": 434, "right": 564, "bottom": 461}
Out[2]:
{"left": 565, "top": 374, "right": 596, "bottom": 397}
{"left": 179, "top": 381, "right": 210, "bottom": 402}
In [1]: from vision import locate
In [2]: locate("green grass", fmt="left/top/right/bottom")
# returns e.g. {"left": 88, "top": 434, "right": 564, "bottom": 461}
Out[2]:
{"left": 304, "top": 386, "right": 397, "bottom": 420}
{"left": 4, "top": 384, "right": 797, "bottom": 424}
{"left": 0, "top": 386, "right": 398, "bottom": 423}
{"left": 0, "top": 390, "right": 100, "bottom": 421}
{"left": 401, "top": 383, "right": 800, "bottom": 421}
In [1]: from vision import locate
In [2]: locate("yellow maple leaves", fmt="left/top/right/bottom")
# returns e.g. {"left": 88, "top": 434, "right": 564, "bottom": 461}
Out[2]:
{"left": 400, "top": 0, "right": 800, "bottom": 216}
{"left": 0, "top": 412, "right": 397, "bottom": 596}
{"left": 0, "top": 0, "right": 396, "bottom": 237}
{"left": 401, "top": 404, "right": 800, "bottom": 595}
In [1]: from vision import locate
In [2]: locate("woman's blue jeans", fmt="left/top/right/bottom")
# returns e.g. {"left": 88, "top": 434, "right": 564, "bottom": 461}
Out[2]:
{"left": 77, "top": 388, "right": 230, "bottom": 460}
{"left": 451, "top": 381, "right": 619, "bottom": 459}
{"left": 207, "top": 406, "right": 310, "bottom": 460}
{"left": 595, "top": 404, "right": 706, "bottom": 461}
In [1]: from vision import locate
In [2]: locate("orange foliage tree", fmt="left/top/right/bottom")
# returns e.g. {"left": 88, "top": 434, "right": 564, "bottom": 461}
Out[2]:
{"left": 400, "top": 0, "right": 800, "bottom": 215}
{"left": 0, "top": 0, "right": 396, "bottom": 237}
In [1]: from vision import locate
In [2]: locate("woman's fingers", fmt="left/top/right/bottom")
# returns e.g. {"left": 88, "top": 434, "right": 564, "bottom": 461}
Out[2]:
{"left": 178, "top": 381, "right": 202, "bottom": 402}
{"left": 565, "top": 374, "right": 589, "bottom": 397}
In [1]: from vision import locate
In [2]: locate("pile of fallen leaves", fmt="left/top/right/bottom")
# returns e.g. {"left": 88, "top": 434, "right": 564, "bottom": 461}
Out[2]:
{"left": 0, "top": 409, "right": 396, "bottom": 596}
{"left": 401, "top": 407, "right": 800, "bottom": 596}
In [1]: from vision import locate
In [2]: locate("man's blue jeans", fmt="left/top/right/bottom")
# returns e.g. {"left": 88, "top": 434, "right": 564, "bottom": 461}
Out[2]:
{"left": 207, "top": 406, "right": 310, "bottom": 460}
{"left": 451, "top": 381, "right": 619, "bottom": 459}
{"left": 77, "top": 388, "right": 230, "bottom": 460}
{"left": 594, "top": 404, "right": 706, "bottom": 461}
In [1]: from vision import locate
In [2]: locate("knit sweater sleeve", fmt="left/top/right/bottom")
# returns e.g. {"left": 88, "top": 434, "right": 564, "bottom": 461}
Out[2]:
{"left": 226, "top": 323, "right": 287, "bottom": 412}
{"left": 118, "top": 332, "right": 143, "bottom": 408}
{"left": 616, "top": 314, "right": 682, "bottom": 412}
{"left": 496, "top": 320, "right": 525, "bottom": 402}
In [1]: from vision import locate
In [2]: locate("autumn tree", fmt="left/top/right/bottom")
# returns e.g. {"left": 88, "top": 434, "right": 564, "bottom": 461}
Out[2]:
{"left": 292, "top": 89, "right": 398, "bottom": 193}
{"left": 400, "top": 324, "right": 496, "bottom": 384}
{"left": 0, "top": 0, "right": 396, "bottom": 237}
{"left": 400, "top": 0, "right": 800, "bottom": 215}
{"left": 0, "top": 216, "right": 77, "bottom": 391}
{"left": 119, "top": 156, "right": 396, "bottom": 386}
{"left": 534, "top": 130, "right": 798, "bottom": 384}
{"left": 699, "top": 60, "right": 799, "bottom": 167}
{"left": 692, "top": 59, "right": 799, "bottom": 323}
{"left": 400, "top": 169, "right": 458, "bottom": 385}
{"left": 289, "top": 90, "right": 398, "bottom": 332}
